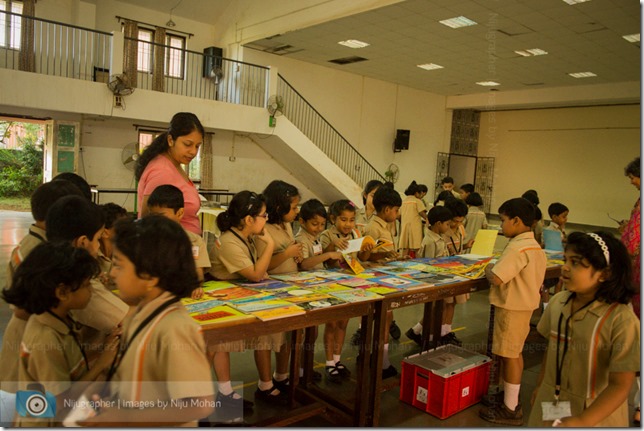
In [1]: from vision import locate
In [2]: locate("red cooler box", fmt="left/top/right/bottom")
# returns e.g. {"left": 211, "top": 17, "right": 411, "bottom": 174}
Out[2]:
{"left": 400, "top": 344, "right": 491, "bottom": 419}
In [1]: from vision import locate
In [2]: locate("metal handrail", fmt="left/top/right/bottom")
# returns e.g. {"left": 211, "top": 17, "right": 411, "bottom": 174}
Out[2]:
{"left": 277, "top": 74, "right": 384, "bottom": 187}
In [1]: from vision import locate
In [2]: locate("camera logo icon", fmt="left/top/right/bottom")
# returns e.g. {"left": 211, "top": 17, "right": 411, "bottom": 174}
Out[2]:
{"left": 16, "top": 386, "right": 57, "bottom": 418}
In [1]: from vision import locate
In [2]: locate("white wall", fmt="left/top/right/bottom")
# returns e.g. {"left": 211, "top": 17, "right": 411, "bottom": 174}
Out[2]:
{"left": 243, "top": 48, "right": 450, "bottom": 193}
{"left": 478, "top": 104, "right": 640, "bottom": 227}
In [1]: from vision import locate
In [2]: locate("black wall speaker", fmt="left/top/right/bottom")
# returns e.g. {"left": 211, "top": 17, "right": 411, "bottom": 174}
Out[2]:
{"left": 203, "top": 46, "right": 223, "bottom": 78}
{"left": 393, "top": 129, "right": 410, "bottom": 152}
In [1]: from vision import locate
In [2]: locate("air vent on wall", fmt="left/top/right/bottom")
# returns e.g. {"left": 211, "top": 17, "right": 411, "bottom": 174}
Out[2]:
{"left": 328, "top": 56, "right": 368, "bottom": 65}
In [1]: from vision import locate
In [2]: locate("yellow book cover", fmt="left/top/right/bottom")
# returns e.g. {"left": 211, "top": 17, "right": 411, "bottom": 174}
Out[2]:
{"left": 189, "top": 304, "right": 255, "bottom": 326}
{"left": 342, "top": 253, "right": 365, "bottom": 274}
{"left": 250, "top": 304, "right": 306, "bottom": 321}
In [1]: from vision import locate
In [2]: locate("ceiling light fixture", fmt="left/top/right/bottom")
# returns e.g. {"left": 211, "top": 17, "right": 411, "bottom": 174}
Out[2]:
{"left": 623, "top": 33, "right": 640, "bottom": 43}
{"left": 417, "top": 63, "right": 444, "bottom": 70}
{"left": 439, "top": 16, "right": 477, "bottom": 28}
{"left": 568, "top": 71, "right": 597, "bottom": 78}
{"left": 166, "top": 0, "right": 183, "bottom": 28}
{"left": 562, "top": 0, "right": 591, "bottom": 4}
{"left": 476, "top": 81, "right": 500, "bottom": 86}
{"left": 338, "top": 39, "right": 370, "bottom": 48}
{"left": 515, "top": 48, "right": 548, "bottom": 57}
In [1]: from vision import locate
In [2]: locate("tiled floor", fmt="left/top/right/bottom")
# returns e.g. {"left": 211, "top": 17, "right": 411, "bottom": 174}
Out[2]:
{"left": 0, "top": 210, "right": 638, "bottom": 427}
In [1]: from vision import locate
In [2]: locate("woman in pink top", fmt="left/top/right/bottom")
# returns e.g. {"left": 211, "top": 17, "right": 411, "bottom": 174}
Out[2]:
{"left": 135, "top": 112, "right": 204, "bottom": 235}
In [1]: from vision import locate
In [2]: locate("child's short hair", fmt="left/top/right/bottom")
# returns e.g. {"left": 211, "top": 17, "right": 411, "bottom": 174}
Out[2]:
{"left": 217, "top": 191, "right": 266, "bottom": 232}
{"left": 624, "top": 157, "right": 640, "bottom": 178}
{"left": 329, "top": 199, "right": 356, "bottom": 218}
{"left": 46, "top": 195, "right": 105, "bottom": 243}
{"left": 299, "top": 199, "right": 328, "bottom": 221}
{"left": 53, "top": 172, "right": 93, "bottom": 201}
{"left": 498, "top": 198, "right": 535, "bottom": 227}
{"left": 460, "top": 183, "right": 475, "bottom": 194}
{"left": 417, "top": 184, "right": 428, "bottom": 194}
{"left": 465, "top": 192, "right": 484, "bottom": 207}
{"left": 362, "top": 180, "right": 383, "bottom": 205}
{"left": 113, "top": 215, "right": 200, "bottom": 297}
{"left": 147, "top": 184, "right": 184, "bottom": 212}
{"left": 566, "top": 231, "right": 634, "bottom": 304}
{"left": 100, "top": 203, "right": 128, "bottom": 229}
{"left": 262, "top": 180, "right": 299, "bottom": 224}
{"left": 444, "top": 198, "right": 468, "bottom": 218}
{"left": 373, "top": 186, "right": 402, "bottom": 212}
{"left": 434, "top": 190, "right": 456, "bottom": 206}
{"left": 428, "top": 206, "right": 453, "bottom": 226}
{"left": 30, "top": 179, "right": 84, "bottom": 222}
{"left": 441, "top": 176, "right": 454, "bottom": 185}
{"left": 2, "top": 242, "right": 100, "bottom": 314}
{"left": 548, "top": 202, "right": 569, "bottom": 218}
{"left": 404, "top": 180, "right": 421, "bottom": 196}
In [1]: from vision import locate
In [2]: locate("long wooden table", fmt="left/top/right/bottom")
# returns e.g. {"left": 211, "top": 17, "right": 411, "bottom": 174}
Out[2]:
{"left": 199, "top": 264, "right": 562, "bottom": 427}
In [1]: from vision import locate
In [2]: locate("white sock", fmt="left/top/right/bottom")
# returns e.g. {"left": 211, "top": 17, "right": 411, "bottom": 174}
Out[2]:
{"left": 412, "top": 323, "right": 423, "bottom": 334}
{"left": 325, "top": 360, "right": 335, "bottom": 367}
{"left": 543, "top": 302, "right": 549, "bottom": 310}
{"left": 258, "top": 380, "right": 273, "bottom": 391}
{"left": 273, "top": 371, "right": 288, "bottom": 382}
{"left": 218, "top": 380, "right": 233, "bottom": 396}
{"left": 382, "top": 344, "right": 391, "bottom": 369}
{"left": 503, "top": 382, "right": 521, "bottom": 410}
{"left": 441, "top": 324, "right": 451, "bottom": 337}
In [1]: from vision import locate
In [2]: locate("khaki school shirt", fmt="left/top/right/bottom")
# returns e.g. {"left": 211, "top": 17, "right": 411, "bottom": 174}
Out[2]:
{"left": 319, "top": 225, "right": 361, "bottom": 250}
{"left": 418, "top": 229, "right": 448, "bottom": 259}
{"left": 209, "top": 230, "right": 258, "bottom": 280}
{"left": 6, "top": 225, "right": 46, "bottom": 287}
{"left": 186, "top": 230, "right": 211, "bottom": 269}
{"left": 16, "top": 312, "right": 87, "bottom": 427}
{"left": 294, "top": 228, "right": 325, "bottom": 270}
{"left": 108, "top": 291, "right": 214, "bottom": 426}
{"left": 256, "top": 223, "right": 298, "bottom": 274}
{"left": 490, "top": 231, "right": 546, "bottom": 311}
{"left": 364, "top": 216, "right": 395, "bottom": 252}
{"left": 529, "top": 291, "right": 640, "bottom": 427}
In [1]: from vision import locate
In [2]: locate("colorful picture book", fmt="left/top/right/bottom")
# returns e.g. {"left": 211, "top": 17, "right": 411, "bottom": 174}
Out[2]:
{"left": 543, "top": 229, "right": 564, "bottom": 252}
{"left": 202, "top": 280, "right": 238, "bottom": 292}
{"left": 409, "top": 271, "right": 468, "bottom": 286}
{"left": 295, "top": 296, "right": 348, "bottom": 310}
{"left": 250, "top": 304, "right": 306, "bottom": 321}
{"left": 189, "top": 304, "right": 255, "bottom": 326}
{"left": 368, "top": 275, "right": 426, "bottom": 290}
{"left": 307, "top": 270, "right": 353, "bottom": 280}
{"left": 329, "top": 289, "right": 383, "bottom": 303}
{"left": 181, "top": 297, "right": 225, "bottom": 313}
{"left": 377, "top": 266, "right": 422, "bottom": 277}
{"left": 234, "top": 279, "right": 294, "bottom": 290}
{"left": 307, "top": 283, "right": 353, "bottom": 294}
{"left": 202, "top": 286, "right": 264, "bottom": 302}
{"left": 283, "top": 292, "right": 335, "bottom": 304}
{"left": 270, "top": 273, "right": 329, "bottom": 285}
{"left": 342, "top": 252, "right": 365, "bottom": 274}
{"left": 336, "top": 277, "right": 380, "bottom": 288}
{"left": 233, "top": 298, "right": 296, "bottom": 313}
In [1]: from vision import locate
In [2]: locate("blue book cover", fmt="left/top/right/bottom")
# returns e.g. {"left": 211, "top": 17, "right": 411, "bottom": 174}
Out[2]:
{"left": 543, "top": 229, "right": 564, "bottom": 251}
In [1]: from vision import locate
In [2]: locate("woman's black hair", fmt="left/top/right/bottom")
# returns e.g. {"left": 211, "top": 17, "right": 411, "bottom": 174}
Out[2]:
{"left": 521, "top": 190, "right": 540, "bottom": 206}
{"left": 113, "top": 215, "right": 200, "bottom": 298}
{"left": 100, "top": 202, "right": 128, "bottom": 229}
{"left": 216, "top": 191, "right": 266, "bottom": 232}
{"left": 53, "top": 172, "right": 93, "bottom": 201}
{"left": 46, "top": 196, "right": 105, "bottom": 243}
{"left": 262, "top": 180, "right": 299, "bottom": 224}
{"left": 329, "top": 199, "right": 356, "bottom": 218}
{"left": 434, "top": 190, "right": 456, "bottom": 206}
{"left": 30, "top": 179, "right": 84, "bottom": 222}
{"left": 362, "top": 180, "right": 383, "bottom": 205}
{"left": 444, "top": 198, "right": 468, "bottom": 218}
{"left": 135, "top": 112, "right": 205, "bottom": 181}
{"left": 465, "top": 192, "right": 484, "bottom": 207}
{"left": 624, "top": 157, "right": 640, "bottom": 178}
{"left": 2, "top": 242, "right": 100, "bottom": 314}
{"left": 404, "top": 180, "right": 420, "bottom": 196}
{"left": 565, "top": 231, "right": 634, "bottom": 304}
{"left": 298, "top": 199, "right": 327, "bottom": 222}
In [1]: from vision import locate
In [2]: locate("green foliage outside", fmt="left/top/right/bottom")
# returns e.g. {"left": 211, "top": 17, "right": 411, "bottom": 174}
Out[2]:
{"left": 0, "top": 122, "right": 44, "bottom": 197}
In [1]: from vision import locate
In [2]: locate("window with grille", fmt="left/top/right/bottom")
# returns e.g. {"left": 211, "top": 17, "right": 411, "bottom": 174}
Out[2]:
{"left": 136, "top": 29, "right": 185, "bottom": 79}
{"left": 0, "top": 0, "right": 23, "bottom": 49}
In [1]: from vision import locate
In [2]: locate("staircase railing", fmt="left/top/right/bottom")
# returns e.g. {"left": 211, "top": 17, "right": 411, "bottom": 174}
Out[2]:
{"left": 277, "top": 74, "right": 384, "bottom": 187}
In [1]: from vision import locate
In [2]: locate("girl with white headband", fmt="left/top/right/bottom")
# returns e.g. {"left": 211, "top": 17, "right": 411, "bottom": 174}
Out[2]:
{"left": 529, "top": 231, "right": 640, "bottom": 427}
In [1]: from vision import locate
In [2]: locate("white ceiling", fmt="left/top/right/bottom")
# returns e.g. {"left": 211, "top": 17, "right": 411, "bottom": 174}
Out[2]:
{"left": 126, "top": 0, "right": 641, "bottom": 97}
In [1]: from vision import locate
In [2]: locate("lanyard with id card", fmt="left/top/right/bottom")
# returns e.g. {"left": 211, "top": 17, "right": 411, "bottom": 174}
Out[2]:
{"left": 312, "top": 240, "right": 323, "bottom": 256}
{"left": 542, "top": 295, "right": 594, "bottom": 422}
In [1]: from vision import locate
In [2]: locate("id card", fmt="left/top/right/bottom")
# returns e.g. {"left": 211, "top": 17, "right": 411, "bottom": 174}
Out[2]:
{"left": 313, "top": 242, "right": 323, "bottom": 255}
{"left": 192, "top": 245, "right": 200, "bottom": 259}
{"left": 541, "top": 401, "right": 571, "bottom": 421}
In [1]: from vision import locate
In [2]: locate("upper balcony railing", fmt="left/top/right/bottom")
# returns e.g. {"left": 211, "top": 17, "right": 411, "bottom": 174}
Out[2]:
{"left": 0, "top": 10, "right": 111, "bottom": 80}
{"left": 277, "top": 74, "right": 384, "bottom": 187}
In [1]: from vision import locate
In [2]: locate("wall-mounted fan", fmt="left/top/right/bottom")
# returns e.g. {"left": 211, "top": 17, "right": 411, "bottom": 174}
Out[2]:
{"left": 209, "top": 66, "right": 224, "bottom": 85}
{"left": 121, "top": 142, "right": 138, "bottom": 171}
{"left": 384, "top": 163, "right": 399, "bottom": 184}
{"left": 266, "top": 95, "right": 284, "bottom": 127}
{"left": 107, "top": 74, "right": 135, "bottom": 108}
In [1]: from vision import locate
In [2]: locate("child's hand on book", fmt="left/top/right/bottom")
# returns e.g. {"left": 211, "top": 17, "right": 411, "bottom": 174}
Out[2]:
{"left": 191, "top": 287, "right": 204, "bottom": 299}
{"left": 333, "top": 238, "right": 349, "bottom": 251}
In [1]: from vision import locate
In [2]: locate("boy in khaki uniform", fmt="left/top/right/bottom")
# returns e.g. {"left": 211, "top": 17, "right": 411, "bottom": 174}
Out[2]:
{"left": 480, "top": 198, "right": 546, "bottom": 425}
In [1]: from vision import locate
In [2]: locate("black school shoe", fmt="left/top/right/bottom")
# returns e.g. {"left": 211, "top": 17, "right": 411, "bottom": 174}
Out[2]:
{"left": 350, "top": 328, "right": 362, "bottom": 346}
{"left": 216, "top": 391, "right": 254, "bottom": 412}
{"left": 389, "top": 321, "right": 402, "bottom": 340}
{"left": 381, "top": 365, "right": 398, "bottom": 379}
{"left": 405, "top": 328, "right": 423, "bottom": 346}
{"left": 254, "top": 386, "right": 288, "bottom": 405}
{"left": 481, "top": 391, "right": 504, "bottom": 407}
{"left": 437, "top": 332, "right": 462, "bottom": 347}
{"left": 479, "top": 402, "right": 523, "bottom": 426}
{"left": 272, "top": 377, "right": 290, "bottom": 393}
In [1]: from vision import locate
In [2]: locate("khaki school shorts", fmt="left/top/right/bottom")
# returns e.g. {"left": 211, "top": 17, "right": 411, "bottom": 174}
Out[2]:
{"left": 445, "top": 293, "right": 470, "bottom": 304}
{"left": 246, "top": 332, "right": 286, "bottom": 352}
{"left": 492, "top": 308, "right": 532, "bottom": 358}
